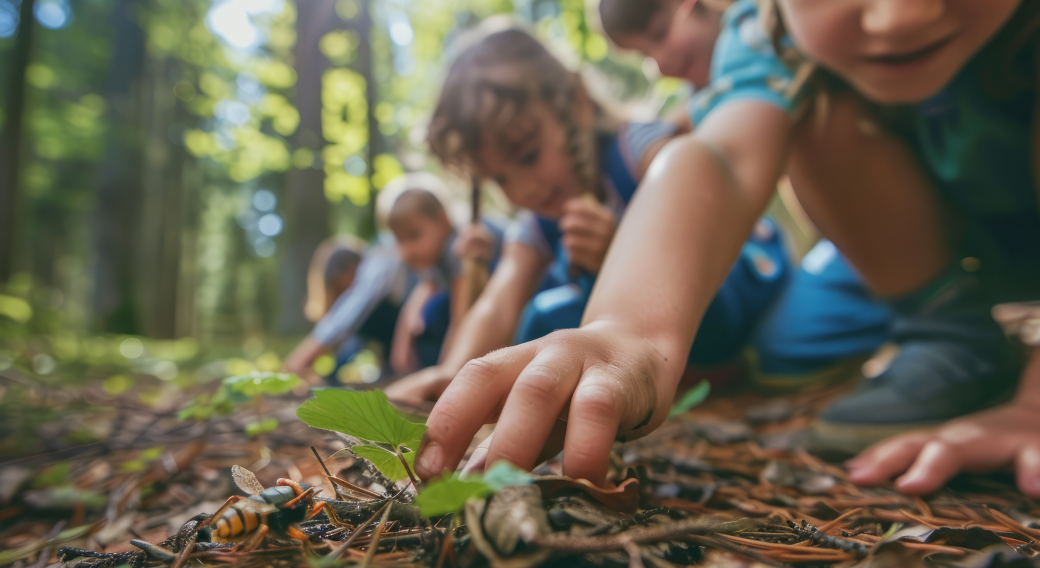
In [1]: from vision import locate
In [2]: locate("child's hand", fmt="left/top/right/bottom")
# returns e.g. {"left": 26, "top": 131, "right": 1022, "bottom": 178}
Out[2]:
{"left": 559, "top": 197, "right": 617, "bottom": 274}
{"left": 383, "top": 365, "right": 455, "bottom": 407}
{"left": 846, "top": 402, "right": 1040, "bottom": 497}
{"left": 453, "top": 223, "right": 495, "bottom": 264}
{"left": 412, "top": 321, "right": 672, "bottom": 486}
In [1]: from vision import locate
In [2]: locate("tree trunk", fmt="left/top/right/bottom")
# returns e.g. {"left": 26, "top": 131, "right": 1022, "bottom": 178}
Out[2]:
{"left": 136, "top": 56, "right": 184, "bottom": 338}
{"left": 91, "top": 0, "right": 146, "bottom": 333}
{"left": 0, "top": 0, "right": 36, "bottom": 283}
{"left": 354, "top": 0, "right": 379, "bottom": 240}
{"left": 277, "top": 0, "right": 341, "bottom": 334}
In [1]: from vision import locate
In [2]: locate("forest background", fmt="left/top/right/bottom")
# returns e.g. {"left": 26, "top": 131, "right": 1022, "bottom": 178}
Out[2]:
{"left": 0, "top": 0, "right": 695, "bottom": 375}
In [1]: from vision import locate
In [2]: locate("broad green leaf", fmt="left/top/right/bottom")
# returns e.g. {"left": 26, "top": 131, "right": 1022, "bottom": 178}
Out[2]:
{"left": 482, "top": 461, "right": 533, "bottom": 491}
{"left": 669, "top": 380, "right": 711, "bottom": 417}
{"left": 414, "top": 475, "right": 492, "bottom": 518}
{"left": 351, "top": 445, "right": 415, "bottom": 482}
{"left": 296, "top": 388, "right": 426, "bottom": 449}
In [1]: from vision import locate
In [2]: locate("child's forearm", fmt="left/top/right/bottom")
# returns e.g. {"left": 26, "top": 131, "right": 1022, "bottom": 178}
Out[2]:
{"left": 584, "top": 131, "right": 784, "bottom": 385}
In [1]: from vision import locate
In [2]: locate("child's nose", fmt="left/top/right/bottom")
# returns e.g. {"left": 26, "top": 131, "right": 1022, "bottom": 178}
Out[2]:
{"left": 862, "top": 0, "right": 944, "bottom": 37}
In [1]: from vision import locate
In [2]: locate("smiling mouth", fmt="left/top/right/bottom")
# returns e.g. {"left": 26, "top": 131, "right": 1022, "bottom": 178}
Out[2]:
{"left": 865, "top": 35, "right": 955, "bottom": 65}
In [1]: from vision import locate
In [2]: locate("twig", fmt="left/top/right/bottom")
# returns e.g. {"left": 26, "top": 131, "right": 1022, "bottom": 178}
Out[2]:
{"left": 986, "top": 507, "right": 1040, "bottom": 541}
{"left": 327, "top": 475, "right": 383, "bottom": 500}
{"left": 169, "top": 532, "right": 197, "bottom": 568}
{"left": 624, "top": 540, "right": 645, "bottom": 568}
{"left": 329, "top": 499, "right": 394, "bottom": 560}
{"left": 817, "top": 507, "right": 862, "bottom": 534}
{"left": 359, "top": 502, "right": 393, "bottom": 568}
{"left": 312, "top": 446, "right": 349, "bottom": 500}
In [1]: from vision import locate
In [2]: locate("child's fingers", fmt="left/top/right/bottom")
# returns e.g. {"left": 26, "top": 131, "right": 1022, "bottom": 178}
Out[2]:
{"left": 894, "top": 440, "right": 966, "bottom": 494}
{"left": 484, "top": 350, "right": 585, "bottom": 472}
{"left": 415, "top": 343, "right": 539, "bottom": 480}
{"left": 559, "top": 209, "right": 614, "bottom": 237}
{"left": 1015, "top": 444, "right": 1040, "bottom": 497}
{"left": 847, "top": 432, "right": 931, "bottom": 485}
{"left": 462, "top": 434, "right": 492, "bottom": 476}
{"left": 560, "top": 368, "right": 639, "bottom": 486}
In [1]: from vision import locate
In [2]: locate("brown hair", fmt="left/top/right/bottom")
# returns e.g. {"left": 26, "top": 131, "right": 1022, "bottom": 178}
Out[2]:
{"left": 598, "top": 0, "right": 734, "bottom": 43}
{"left": 304, "top": 236, "right": 365, "bottom": 322}
{"left": 388, "top": 188, "right": 448, "bottom": 228}
{"left": 427, "top": 25, "right": 619, "bottom": 200}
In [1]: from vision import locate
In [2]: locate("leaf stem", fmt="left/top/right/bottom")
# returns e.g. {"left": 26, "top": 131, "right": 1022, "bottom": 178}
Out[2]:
{"left": 396, "top": 447, "right": 421, "bottom": 492}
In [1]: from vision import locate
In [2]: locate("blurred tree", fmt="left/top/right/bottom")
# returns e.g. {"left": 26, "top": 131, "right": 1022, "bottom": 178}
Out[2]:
{"left": 0, "top": 0, "right": 34, "bottom": 283}
{"left": 92, "top": 0, "right": 146, "bottom": 334}
{"left": 277, "top": 0, "right": 338, "bottom": 334}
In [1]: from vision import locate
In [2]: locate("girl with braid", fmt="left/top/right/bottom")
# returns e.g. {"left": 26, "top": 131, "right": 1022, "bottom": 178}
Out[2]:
{"left": 413, "top": 0, "right": 1040, "bottom": 497}
{"left": 383, "top": 25, "right": 790, "bottom": 406}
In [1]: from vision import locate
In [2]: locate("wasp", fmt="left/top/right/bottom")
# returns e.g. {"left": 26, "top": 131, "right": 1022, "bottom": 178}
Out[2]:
{"left": 201, "top": 465, "right": 326, "bottom": 543}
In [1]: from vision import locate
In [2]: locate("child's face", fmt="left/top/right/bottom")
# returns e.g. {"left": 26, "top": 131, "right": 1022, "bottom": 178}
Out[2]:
{"left": 476, "top": 103, "right": 585, "bottom": 219}
{"left": 777, "top": 0, "right": 1021, "bottom": 103}
{"left": 613, "top": 0, "right": 721, "bottom": 88}
{"left": 391, "top": 212, "right": 452, "bottom": 272}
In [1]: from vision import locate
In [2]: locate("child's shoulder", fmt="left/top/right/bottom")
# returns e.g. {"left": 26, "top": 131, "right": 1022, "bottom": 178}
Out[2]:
{"left": 688, "top": 0, "right": 798, "bottom": 125}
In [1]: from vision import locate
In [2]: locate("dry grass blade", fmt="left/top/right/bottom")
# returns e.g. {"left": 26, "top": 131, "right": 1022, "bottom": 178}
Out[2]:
{"left": 817, "top": 507, "right": 862, "bottom": 533}
{"left": 359, "top": 503, "right": 393, "bottom": 568}
{"left": 329, "top": 499, "right": 395, "bottom": 560}
{"left": 986, "top": 507, "right": 1040, "bottom": 541}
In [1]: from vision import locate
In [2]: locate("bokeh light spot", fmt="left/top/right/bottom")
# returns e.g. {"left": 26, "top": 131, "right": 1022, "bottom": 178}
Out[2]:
{"left": 119, "top": 338, "right": 145, "bottom": 359}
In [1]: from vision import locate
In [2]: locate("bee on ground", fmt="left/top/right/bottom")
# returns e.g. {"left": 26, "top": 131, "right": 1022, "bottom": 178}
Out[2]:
{"left": 202, "top": 464, "right": 325, "bottom": 543}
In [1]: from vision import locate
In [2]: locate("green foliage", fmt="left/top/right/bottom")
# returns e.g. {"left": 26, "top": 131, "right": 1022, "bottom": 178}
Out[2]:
{"left": 669, "top": 380, "right": 711, "bottom": 418}
{"left": 296, "top": 388, "right": 425, "bottom": 450}
{"left": 245, "top": 417, "right": 280, "bottom": 437}
{"left": 297, "top": 388, "right": 427, "bottom": 482}
{"left": 179, "top": 372, "right": 299, "bottom": 439}
{"left": 414, "top": 461, "right": 533, "bottom": 518}
{"left": 414, "top": 476, "right": 493, "bottom": 518}
{"left": 351, "top": 445, "right": 416, "bottom": 482}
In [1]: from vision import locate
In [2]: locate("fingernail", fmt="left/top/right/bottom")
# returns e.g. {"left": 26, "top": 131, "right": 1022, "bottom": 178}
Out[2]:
{"left": 416, "top": 441, "right": 441, "bottom": 480}
{"left": 461, "top": 447, "right": 488, "bottom": 476}
{"left": 895, "top": 472, "right": 923, "bottom": 492}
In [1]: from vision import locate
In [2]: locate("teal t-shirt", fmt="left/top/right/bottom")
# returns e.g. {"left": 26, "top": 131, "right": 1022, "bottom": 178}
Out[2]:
{"left": 693, "top": 1, "right": 1040, "bottom": 268}
{"left": 914, "top": 62, "right": 1039, "bottom": 261}
{"left": 689, "top": 0, "right": 797, "bottom": 125}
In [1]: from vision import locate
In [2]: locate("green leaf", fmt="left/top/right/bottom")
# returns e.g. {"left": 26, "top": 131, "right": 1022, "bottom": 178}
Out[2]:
{"left": 245, "top": 417, "right": 279, "bottom": 437}
{"left": 297, "top": 388, "right": 426, "bottom": 449}
{"left": 669, "top": 380, "right": 711, "bottom": 417}
{"left": 351, "top": 445, "right": 414, "bottom": 482}
{"left": 482, "top": 461, "right": 533, "bottom": 491}
{"left": 414, "top": 474, "right": 492, "bottom": 518}
{"left": 224, "top": 371, "right": 300, "bottom": 397}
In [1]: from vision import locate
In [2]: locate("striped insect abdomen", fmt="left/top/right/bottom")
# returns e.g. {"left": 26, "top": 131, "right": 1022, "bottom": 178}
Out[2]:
{"left": 213, "top": 502, "right": 262, "bottom": 541}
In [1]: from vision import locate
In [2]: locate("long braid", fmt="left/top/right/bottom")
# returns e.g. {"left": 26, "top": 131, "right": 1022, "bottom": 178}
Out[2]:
{"left": 553, "top": 87, "right": 604, "bottom": 201}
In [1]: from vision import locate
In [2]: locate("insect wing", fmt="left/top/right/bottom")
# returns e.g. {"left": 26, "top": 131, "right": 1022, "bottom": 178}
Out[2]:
{"left": 231, "top": 465, "right": 265, "bottom": 495}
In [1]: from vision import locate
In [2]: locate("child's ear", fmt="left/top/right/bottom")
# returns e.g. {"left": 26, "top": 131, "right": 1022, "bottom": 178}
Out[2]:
{"left": 572, "top": 75, "right": 596, "bottom": 130}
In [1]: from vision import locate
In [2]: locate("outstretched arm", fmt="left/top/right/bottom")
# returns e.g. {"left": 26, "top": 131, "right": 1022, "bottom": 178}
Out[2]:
{"left": 414, "top": 101, "right": 792, "bottom": 484}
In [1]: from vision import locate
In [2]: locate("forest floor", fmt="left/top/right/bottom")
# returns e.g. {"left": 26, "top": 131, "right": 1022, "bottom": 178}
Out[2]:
{"left": 2, "top": 354, "right": 1040, "bottom": 568}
